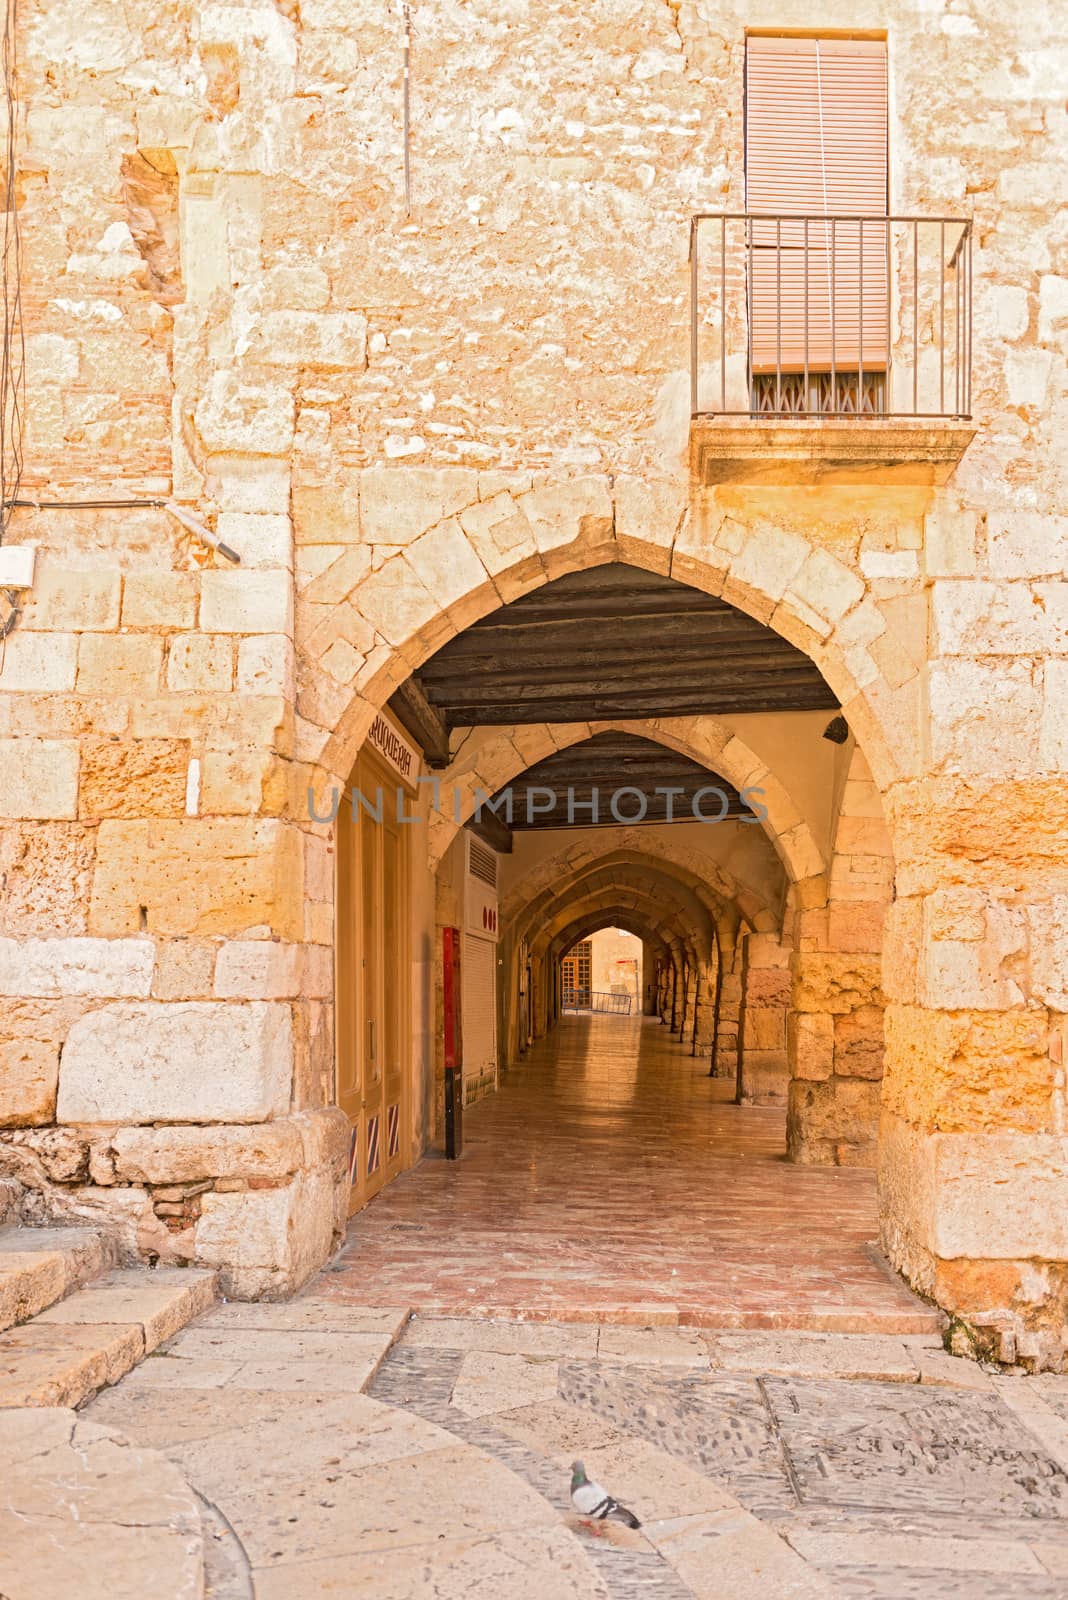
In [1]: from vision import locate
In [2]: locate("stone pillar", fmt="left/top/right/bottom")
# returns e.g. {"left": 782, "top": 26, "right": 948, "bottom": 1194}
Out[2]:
{"left": 787, "top": 749, "right": 892, "bottom": 1166}
{"left": 878, "top": 775, "right": 1068, "bottom": 1368}
{"left": 713, "top": 940, "right": 742, "bottom": 1080}
{"left": 693, "top": 956, "right": 719, "bottom": 1057}
{"left": 737, "top": 933, "right": 790, "bottom": 1104}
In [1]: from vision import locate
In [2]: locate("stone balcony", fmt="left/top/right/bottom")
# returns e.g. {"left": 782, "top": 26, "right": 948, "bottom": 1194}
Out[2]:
{"left": 690, "top": 416, "right": 976, "bottom": 488}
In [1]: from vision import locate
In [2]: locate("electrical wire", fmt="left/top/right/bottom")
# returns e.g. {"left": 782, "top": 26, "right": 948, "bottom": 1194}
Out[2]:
{"left": 0, "top": 0, "right": 23, "bottom": 639}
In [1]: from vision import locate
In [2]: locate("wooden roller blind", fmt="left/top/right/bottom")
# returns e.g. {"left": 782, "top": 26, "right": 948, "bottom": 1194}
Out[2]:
{"left": 745, "top": 36, "right": 888, "bottom": 373}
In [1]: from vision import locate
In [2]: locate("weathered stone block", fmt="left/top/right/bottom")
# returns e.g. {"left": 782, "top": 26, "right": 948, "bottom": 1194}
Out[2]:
{"left": 151, "top": 940, "right": 217, "bottom": 1000}
{"left": 0, "top": 633, "right": 78, "bottom": 693}
{"left": 0, "top": 937, "right": 153, "bottom": 999}
{"left": 0, "top": 740, "right": 79, "bottom": 820}
{"left": 0, "top": 999, "right": 86, "bottom": 1126}
{"left": 930, "top": 1133, "right": 1068, "bottom": 1260}
{"left": 57, "top": 1000, "right": 293, "bottom": 1124}
{"left": 79, "top": 737, "right": 189, "bottom": 819}
{"left": 105, "top": 1117, "right": 308, "bottom": 1184}
{"left": 882, "top": 1003, "right": 1052, "bottom": 1135}
{"left": 0, "top": 823, "right": 95, "bottom": 938}
{"left": 22, "top": 567, "right": 120, "bottom": 632}
{"left": 76, "top": 635, "right": 163, "bottom": 696}
{"left": 236, "top": 634, "right": 294, "bottom": 696}
{"left": 213, "top": 940, "right": 302, "bottom": 998}
{"left": 195, "top": 372, "right": 295, "bottom": 456}
{"left": 200, "top": 569, "right": 294, "bottom": 636}
{"left": 358, "top": 466, "right": 477, "bottom": 546}
{"left": 215, "top": 512, "right": 293, "bottom": 572}
{"left": 254, "top": 309, "right": 367, "bottom": 370}
{"left": 121, "top": 573, "right": 198, "bottom": 630}
{"left": 194, "top": 1167, "right": 341, "bottom": 1297}
{"left": 89, "top": 818, "right": 304, "bottom": 939}
{"left": 166, "top": 634, "right": 233, "bottom": 693}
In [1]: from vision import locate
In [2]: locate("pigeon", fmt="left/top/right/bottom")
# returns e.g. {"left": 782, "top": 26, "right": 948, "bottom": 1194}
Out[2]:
{"left": 569, "top": 1460, "right": 642, "bottom": 1530}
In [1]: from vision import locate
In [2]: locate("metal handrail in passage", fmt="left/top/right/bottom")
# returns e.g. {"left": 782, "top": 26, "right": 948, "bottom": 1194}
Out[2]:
{"left": 689, "top": 212, "right": 972, "bottom": 421}
{"left": 562, "top": 988, "right": 633, "bottom": 1016}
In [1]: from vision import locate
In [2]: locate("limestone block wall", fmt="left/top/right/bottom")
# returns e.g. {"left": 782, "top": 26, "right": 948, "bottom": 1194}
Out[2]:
{"left": 0, "top": 0, "right": 1066, "bottom": 1359}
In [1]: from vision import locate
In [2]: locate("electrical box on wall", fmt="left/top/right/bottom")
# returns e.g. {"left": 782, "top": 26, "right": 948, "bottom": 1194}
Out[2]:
{"left": 464, "top": 833, "right": 499, "bottom": 942}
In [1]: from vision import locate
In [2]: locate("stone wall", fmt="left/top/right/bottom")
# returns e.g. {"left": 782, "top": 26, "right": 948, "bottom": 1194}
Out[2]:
{"left": 1, "top": 0, "right": 1067, "bottom": 1356}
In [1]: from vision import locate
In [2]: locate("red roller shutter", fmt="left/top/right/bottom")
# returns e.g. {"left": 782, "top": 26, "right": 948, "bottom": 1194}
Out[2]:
{"left": 745, "top": 36, "right": 888, "bottom": 375}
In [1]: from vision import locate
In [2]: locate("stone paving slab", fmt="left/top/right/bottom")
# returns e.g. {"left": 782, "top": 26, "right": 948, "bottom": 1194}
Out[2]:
{"left": 492, "top": 1397, "right": 634, "bottom": 1457}
{"left": 401, "top": 1313, "right": 600, "bottom": 1357}
{"left": 598, "top": 1325, "right": 709, "bottom": 1366}
{"left": 35, "top": 1266, "right": 217, "bottom": 1351}
{"left": 0, "top": 1319, "right": 144, "bottom": 1407}
{"left": 706, "top": 1331, "right": 921, "bottom": 1381}
{"left": 197, "top": 1298, "right": 409, "bottom": 1336}
{"left": 216, "top": 1438, "right": 562, "bottom": 1568}
{"left": 452, "top": 1348, "right": 561, "bottom": 1417}
{"left": 764, "top": 1375, "right": 1068, "bottom": 1519}
{"left": 161, "top": 1323, "right": 394, "bottom": 1366}
{"left": 786, "top": 1528, "right": 1047, "bottom": 1575}
{"left": 0, "top": 1407, "right": 203, "bottom": 1600}
{"left": 251, "top": 1528, "right": 611, "bottom": 1600}
{"left": 650, "top": 1506, "right": 834, "bottom": 1599}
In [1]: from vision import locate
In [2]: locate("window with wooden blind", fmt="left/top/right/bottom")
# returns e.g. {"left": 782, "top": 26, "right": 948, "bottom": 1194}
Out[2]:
{"left": 745, "top": 36, "right": 888, "bottom": 408}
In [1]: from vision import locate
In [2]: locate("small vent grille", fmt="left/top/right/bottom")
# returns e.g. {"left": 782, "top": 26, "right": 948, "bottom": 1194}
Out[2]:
{"left": 468, "top": 838, "right": 497, "bottom": 888}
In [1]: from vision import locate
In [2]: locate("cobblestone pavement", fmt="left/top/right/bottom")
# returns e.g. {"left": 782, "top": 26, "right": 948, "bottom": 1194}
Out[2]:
{"left": 70, "top": 1305, "right": 1068, "bottom": 1599}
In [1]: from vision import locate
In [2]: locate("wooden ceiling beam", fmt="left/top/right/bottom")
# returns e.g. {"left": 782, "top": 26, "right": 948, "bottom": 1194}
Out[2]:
{"left": 387, "top": 676, "right": 451, "bottom": 769}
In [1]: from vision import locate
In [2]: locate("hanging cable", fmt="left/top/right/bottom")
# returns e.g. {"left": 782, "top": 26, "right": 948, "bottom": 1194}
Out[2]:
{"left": 0, "top": 0, "right": 23, "bottom": 639}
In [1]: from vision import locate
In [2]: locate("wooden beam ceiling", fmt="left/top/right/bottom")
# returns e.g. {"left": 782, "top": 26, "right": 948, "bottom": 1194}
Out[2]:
{"left": 479, "top": 731, "right": 758, "bottom": 831}
{"left": 390, "top": 563, "right": 838, "bottom": 730}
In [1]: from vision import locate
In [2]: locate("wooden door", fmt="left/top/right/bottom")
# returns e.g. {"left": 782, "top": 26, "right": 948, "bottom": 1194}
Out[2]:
{"left": 336, "top": 748, "right": 410, "bottom": 1217}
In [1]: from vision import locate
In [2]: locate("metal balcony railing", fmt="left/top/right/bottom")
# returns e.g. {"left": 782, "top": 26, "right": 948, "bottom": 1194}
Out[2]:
{"left": 562, "top": 988, "right": 633, "bottom": 1015}
{"left": 689, "top": 213, "right": 972, "bottom": 420}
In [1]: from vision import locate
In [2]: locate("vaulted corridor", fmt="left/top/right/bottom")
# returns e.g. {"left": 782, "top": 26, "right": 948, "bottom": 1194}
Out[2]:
{"left": 332, "top": 1015, "right": 935, "bottom": 1331}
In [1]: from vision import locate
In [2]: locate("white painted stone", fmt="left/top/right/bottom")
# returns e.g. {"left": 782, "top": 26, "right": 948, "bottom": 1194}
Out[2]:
{"left": 57, "top": 1002, "right": 293, "bottom": 1124}
{"left": 0, "top": 938, "right": 154, "bottom": 999}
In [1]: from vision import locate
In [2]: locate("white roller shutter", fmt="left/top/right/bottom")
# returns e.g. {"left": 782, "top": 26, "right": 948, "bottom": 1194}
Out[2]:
{"left": 462, "top": 932, "right": 497, "bottom": 1092}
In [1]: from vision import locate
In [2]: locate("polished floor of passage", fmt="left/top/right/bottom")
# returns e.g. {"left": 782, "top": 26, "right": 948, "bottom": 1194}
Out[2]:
{"left": 331, "top": 1013, "right": 936, "bottom": 1330}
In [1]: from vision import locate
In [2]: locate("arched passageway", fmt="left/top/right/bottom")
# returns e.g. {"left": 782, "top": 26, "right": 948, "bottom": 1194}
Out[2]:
{"left": 332, "top": 556, "right": 907, "bottom": 1325}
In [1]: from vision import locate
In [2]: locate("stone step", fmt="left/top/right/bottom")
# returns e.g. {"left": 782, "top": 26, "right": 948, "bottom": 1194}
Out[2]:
{"left": 0, "top": 1223, "right": 117, "bottom": 1334}
{"left": 0, "top": 1265, "right": 219, "bottom": 1409}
